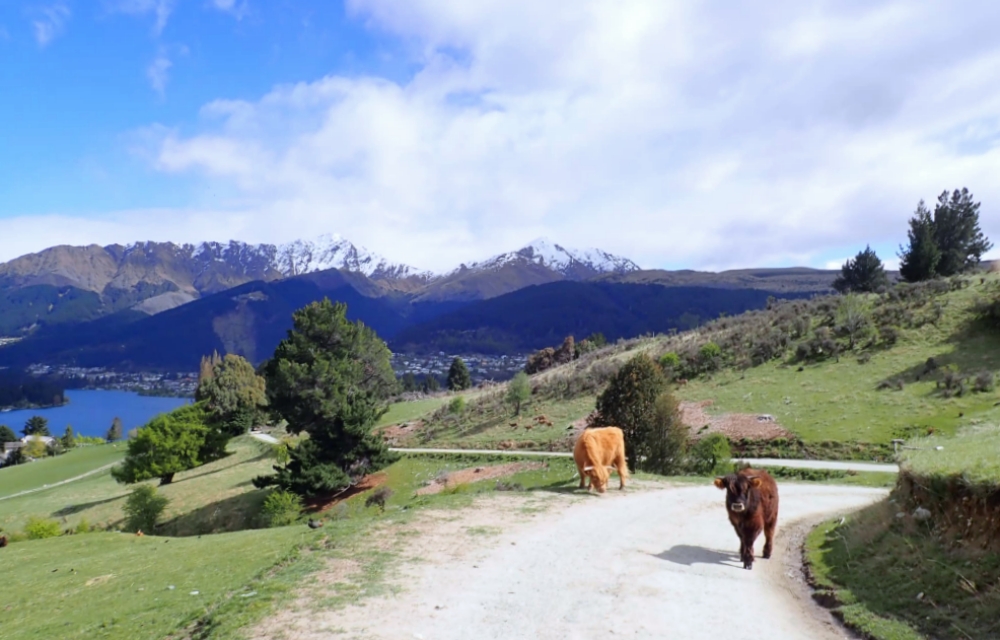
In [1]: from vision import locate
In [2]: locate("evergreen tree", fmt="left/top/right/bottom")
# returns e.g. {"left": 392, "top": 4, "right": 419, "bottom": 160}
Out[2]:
{"left": 422, "top": 375, "right": 440, "bottom": 393}
{"left": 196, "top": 353, "right": 268, "bottom": 439}
{"left": 106, "top": 417, "right": 123, "bottom": 442}
{"left": 256, "top": 299, "right": 399, "bottom": 496}
{"left": 932, "top": 188, "right": 993, "bottom": 276}
{"left": 447, "top": 357, "right": 472, "bottom": 391}
{"left": 833, "top": 245, "right": 889, "bottom": 293}
{"left": 61, "top": 425, "right": 76, "bottom": 449}
{"left": 594, "top": 353, "right": 670, "bottom": 471}
{"left": 22, "top": 416, "right": 49, "bottom": 437}
{"left": 899, "top": 200, "right": 941, "bottom": 283}
{"left": 0, "top": 424, "right": 17, "bottom": 443}
{"left": 399, "top": 373, "right": 418, "bottom": 393}
{"left": 506, "top": 372, "right": 531, "bottom": 416}
{"left": 112, "top": 404, "right": 211, "bottom": 485}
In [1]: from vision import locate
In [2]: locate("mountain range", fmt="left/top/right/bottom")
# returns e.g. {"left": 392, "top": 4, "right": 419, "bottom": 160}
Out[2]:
{"left": 0, "top": 235, "right": 841, "bottom": 370}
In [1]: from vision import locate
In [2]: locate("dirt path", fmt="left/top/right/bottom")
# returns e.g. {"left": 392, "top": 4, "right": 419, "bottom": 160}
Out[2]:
{"left": 254, "top": 482, "right": 886, "bottom": 639}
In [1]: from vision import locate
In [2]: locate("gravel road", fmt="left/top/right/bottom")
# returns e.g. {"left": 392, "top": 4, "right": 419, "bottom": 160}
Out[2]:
{"left": 320, "top": 482, "right": 887, "bottom": 639}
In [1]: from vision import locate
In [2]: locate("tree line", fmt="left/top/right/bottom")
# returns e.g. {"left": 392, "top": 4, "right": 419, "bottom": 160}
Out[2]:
{"left": 834, "top": 188, "right": 993, "bottom": 294}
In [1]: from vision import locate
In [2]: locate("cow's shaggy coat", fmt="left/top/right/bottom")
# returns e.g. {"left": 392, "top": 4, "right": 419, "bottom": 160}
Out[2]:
{"left": 714, "top": 468, "right": 779, "bottom": 570}
{"left": 573, "top": 427, "right": 629, "bottom": 493}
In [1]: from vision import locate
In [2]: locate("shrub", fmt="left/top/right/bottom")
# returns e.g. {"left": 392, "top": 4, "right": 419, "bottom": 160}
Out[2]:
{"left": 698, "top": 342, "right": 723, "bottom": 373}
{"left": 594, "top": 354, "right": 669, "bottom": 470}
{"left": 506, "top": 372, "right": 531, "bottom": 416}
{"left": 74, "top": 519, "right": 91, "bottom": 534}
{"left": 658, "top": 352, "right": 681, "bottom": 374}
{"left": 122, "top": 484, "right": 169, "bottom": 533}
{"left": 260, "top": 489, "right": 304, "bottom": 527}
{"left": 973, "top": 371, "right": 996, "bottom": 393}
{"left": 448, "top": 396, "right": 466, "bottom": 414}
{"left": 24, "top": 516, "right": 62, "bottom": 540}
{"left": 687, "top": 434, "right": 732, "bottom": 476}
{"left": 639, "top": 391, "right": 689, "bottom": 476}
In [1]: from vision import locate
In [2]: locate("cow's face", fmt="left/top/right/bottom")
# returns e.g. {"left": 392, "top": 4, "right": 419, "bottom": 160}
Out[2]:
{"left": 583, "top": 465, "right": 609, "bottom": 493}
{"left": 714, "top": 474, "right": 762, "bottom": 513}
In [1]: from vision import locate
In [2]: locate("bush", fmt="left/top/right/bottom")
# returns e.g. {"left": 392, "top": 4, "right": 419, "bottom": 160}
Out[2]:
{"left": 687, "top": 434, "right": 732, "bottom": 476}
{"left": 260, "top": 489, "right": 304, "bottom": 527}
{"left": 640, "top": 392, "right": 689, "bottom": 475}
{"left": 973, "top": 370, "right": 996, "bottom": 393}
{"left": 24, "top": 516, "right": 62, "bottom": 540}
{"left": 74, "top": 519, "right": 91, "bottom": 534}
{"left": 658, "top": 352, "right": 681, "bottom": 374}
{"left": 122, "top": 484, "right": 169, "bottom": 533}
{"left": 506, "top": 372, "right": 531, "bottom": 416}
{"left": 448, "top": 396, "right": 466, "bottom": 414}
{"left": 594, "top": 353, "right": 668, "bottom": 471}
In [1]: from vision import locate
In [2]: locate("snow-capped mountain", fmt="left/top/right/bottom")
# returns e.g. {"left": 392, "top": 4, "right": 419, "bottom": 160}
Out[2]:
{"left": 454, "top": 238, "right": 641, "bottom": 277}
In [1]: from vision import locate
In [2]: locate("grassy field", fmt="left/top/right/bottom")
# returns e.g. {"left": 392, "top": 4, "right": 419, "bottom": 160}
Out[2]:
{"left": 0, "top": 444, "right": 126, "bottom": 499}
{"left": 677, "top": 282, "right": 1000, "bottom": 444}
{"left": 899, "top": 421, "right": 1000, "bottom": 483}
{"left": 376, "top": 396, "right": 450, "bottom": 427}
{"left": 807, "top": 501, "right": 1000, "bottom": 640}
{"left": 0, "top": 527, "right": 315, "bottom": 640}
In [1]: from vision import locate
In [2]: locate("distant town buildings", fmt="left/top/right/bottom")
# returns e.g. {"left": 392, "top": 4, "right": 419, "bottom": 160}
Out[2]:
{"left": 389, "top": 352, "right": 528, "bottom": 383}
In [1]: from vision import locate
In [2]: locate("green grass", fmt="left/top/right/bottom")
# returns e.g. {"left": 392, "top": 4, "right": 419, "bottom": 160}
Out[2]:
{"left": 408, "top": 394, "right": 595, "bottom": 450}
{"left": 806, "top": 501, "right": 1000, "bottom": 640}
{"left": 0, "top": 527, "right": 316, "bottom": 640}
{"left": 678, "top": 281, "right": 1000, "bottom": 444}
{"left": 899, "top": 422, "right": 1000, "bottom": 483}
{"left": 376, "top": 397, "right": 451, "bottom": 428}
{"left": 0, "top": 444, "right": 126, "bottom": 499}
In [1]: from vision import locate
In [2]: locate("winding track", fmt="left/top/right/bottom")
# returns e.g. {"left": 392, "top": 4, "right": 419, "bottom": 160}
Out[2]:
{"left": 323, "top": 482, "right": 887, "bottom": 639}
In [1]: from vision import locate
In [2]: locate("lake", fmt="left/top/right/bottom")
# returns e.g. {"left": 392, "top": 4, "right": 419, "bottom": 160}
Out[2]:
{"left": 0, "top": 390, "right": 192, "bottom": 439}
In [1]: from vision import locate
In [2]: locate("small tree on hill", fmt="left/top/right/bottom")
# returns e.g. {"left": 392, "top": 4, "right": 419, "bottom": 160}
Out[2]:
{"left": 22, "top": 416, "right": 49, "bottom": 437}
{"left": 593, "top": 353, "right": 669, "bottom": 471}
{"left": 23, "top": 437, "right": 48, "bottom": 459}
{"left": 196, "top": 353, "right": 268, "bottom": 438}
{"left": 256, "top": 299, "right": 399, "bottom": 497}
{"left": 506, "top": 372, "right": 531, "bottom": 416}
{"left": 835, "top": 293, "right": 873, "bottom": 350}
{"left": 106, "top": 417, "right": 123, "bottom": 442}
{"left": 422, "top": 375, "right": 440, "bottom": 393}
{"left": 399, "top": 373, "right": 418, "bottom": 393}
{"left": 112, "top": 404, "right": 211, "bottom": 485}
{"left": 447, "top": 357, "right": 472, "bottom": 391}
{"left": 123, "top": 484, "right": 169, "bottom": 533}
{"left": 899, "top": 201, "right": 940, "bottom": 282}
{"left": 61, "top": 425, "right": 76, "bottom": 450}
{"left": 0, "top": 424, "right": 17, "bottom": 443}
{"left": 932, "top": 188, "right": 993, "bottom": 276}
{"left": 833, "top": 246, "right": 889, "bottom": 293}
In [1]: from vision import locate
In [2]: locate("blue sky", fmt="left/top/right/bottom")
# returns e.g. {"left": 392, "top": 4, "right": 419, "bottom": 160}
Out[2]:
{"left": 1, "top": 1, "right": 999, "bottom": 272}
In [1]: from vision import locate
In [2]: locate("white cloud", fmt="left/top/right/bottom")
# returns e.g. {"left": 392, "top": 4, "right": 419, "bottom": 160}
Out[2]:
{"left": 209, "top": 0, "right": 248, "bottom": 19}
{"left": 146, "top": 52, "right": 172, "bottom": 95}
{"left": 108, "top": 0, "right": 175, "bottom": 35}
{"left": 31, "top": 3, "right": 70, "bottom": 47}
{"left": 12, "top": 0, "right": 1000, "bottom": 273}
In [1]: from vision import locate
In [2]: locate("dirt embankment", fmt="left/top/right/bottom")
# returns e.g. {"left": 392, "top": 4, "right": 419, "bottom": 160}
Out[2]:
{"left": 415, "top": 462, "right": 548, "bottom": 495}
{"left": 896, "top": 471, "right": 1000, "bottom": 552}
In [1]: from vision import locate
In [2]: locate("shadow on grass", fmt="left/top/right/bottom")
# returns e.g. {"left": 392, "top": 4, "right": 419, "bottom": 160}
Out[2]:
{"left": 156, "top": 490, "right": 268, "bottom": 537}
{"left": 526, "top": 479, "right": 601, "bottom": 496}
{"left": 652, "top": 545, "right": 742, "bottom": 568}
{"left": 51, "top": 495, "right": 125, "bottom": 517}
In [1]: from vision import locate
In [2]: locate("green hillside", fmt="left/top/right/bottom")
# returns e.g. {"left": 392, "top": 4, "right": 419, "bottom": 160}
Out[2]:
{"left": 0, "top": 444, "right": 126, "bottom": 499}
{"left": 386, "top": 273, "right": 1000, "bottom": 455}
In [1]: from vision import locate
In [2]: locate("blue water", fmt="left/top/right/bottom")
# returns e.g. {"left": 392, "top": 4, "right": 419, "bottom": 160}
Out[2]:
{"left": 0, "top": 390, "right": 191, "bottom": 438}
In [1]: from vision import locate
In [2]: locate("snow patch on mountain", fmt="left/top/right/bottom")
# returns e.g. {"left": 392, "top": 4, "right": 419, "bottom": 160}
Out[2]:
{"left": 453, "top": 237, "right": 640, "bottom": 276}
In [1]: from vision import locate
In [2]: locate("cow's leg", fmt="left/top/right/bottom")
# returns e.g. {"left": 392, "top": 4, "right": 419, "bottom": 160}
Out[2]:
{"left": 576, "top": 461, "right": 587, "bottom": 489}
{"left": 763, "top": 514, "right": 777, "bottom": 560}
{"left": 743, "top": 522, "right": 762, "bottom": 570}
{"left": 614, "top": 451, "right": 627, "bottom": 490}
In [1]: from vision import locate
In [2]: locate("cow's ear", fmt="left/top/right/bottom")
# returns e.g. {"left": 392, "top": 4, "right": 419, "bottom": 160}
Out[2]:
{"left": 750, "top": 477, "right": 762, "bottom": 488}
{"left": 713, "top": 477, "right": 726, "bottom": 489}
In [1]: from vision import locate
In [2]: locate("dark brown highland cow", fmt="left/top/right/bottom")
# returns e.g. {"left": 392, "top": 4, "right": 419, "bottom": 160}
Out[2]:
{"left": 714, "top": 468, "right": 779, "bottom": 570}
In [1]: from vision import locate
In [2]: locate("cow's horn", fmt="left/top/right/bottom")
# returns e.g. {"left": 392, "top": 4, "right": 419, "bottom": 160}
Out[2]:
{"left": 583, "top": 465, "right": 594, "bottom": 471}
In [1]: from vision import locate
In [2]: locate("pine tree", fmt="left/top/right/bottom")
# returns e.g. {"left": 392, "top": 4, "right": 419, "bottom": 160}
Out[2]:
{"left": 255, "top": 299, "right": 399, "bottom": 496}
{"left": 932, "top": 188, "right": 993, "bottom": 276}
{"left": 195, "top": 353, "right": 268, "bottom": 441}
{"left": 22, "top": 416, "right": 49, "bottom": 437}
{"left": 0, "top": 424, "right": 17, "bottom": 443}
{"left": 833, "top": 245, "right": 889, "bottom": 293}
{"left": 106, "top": 417, "right": 123, "bottom": 442}
{"left": 594, "top": 353, "right": 670, "bottom": 471}
{"left": 422, "top": 375, "right": 440, "bottom": 393}
{"left": 61, "top": 425, "right": 76, "bottom": 449}
{"left": 898, "top": 200, "right": 941, "bottom": 282}
{"left": 447, "top": 357, "right": 472, "bottom": 391}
